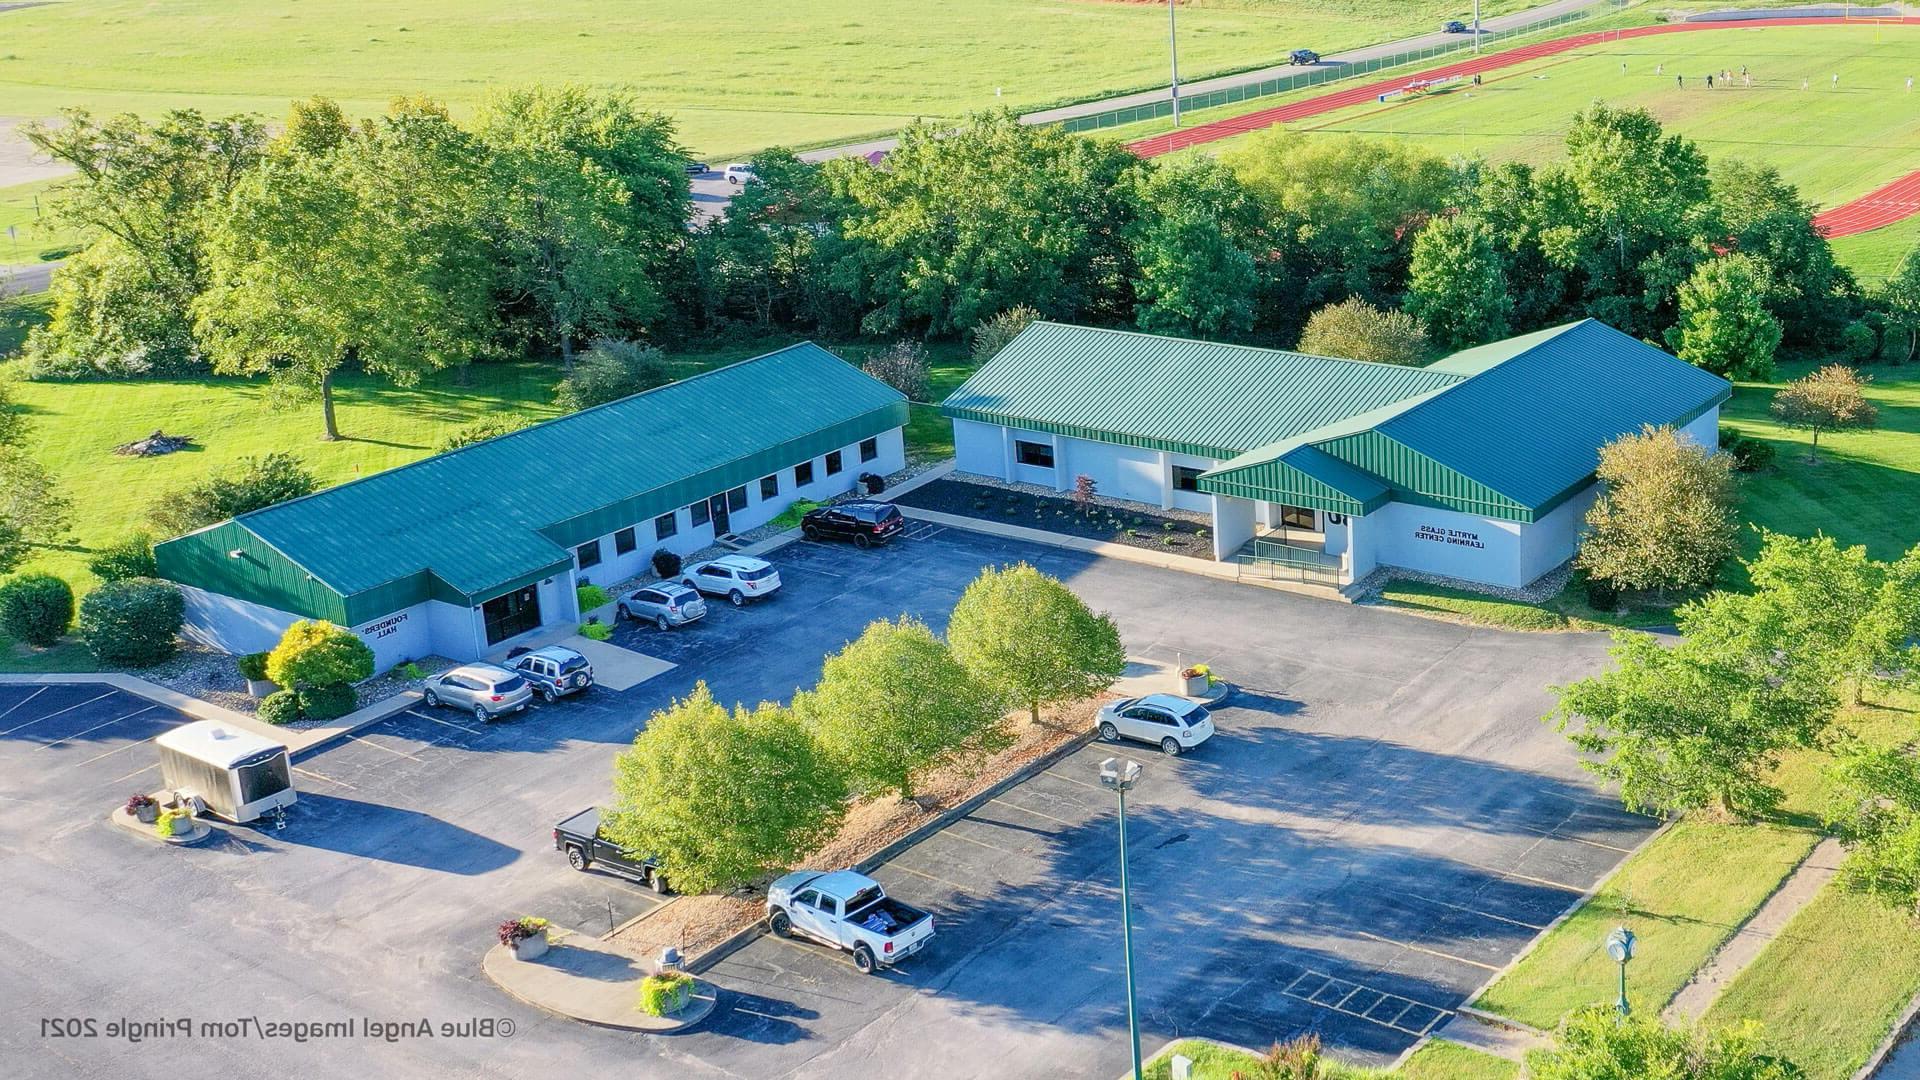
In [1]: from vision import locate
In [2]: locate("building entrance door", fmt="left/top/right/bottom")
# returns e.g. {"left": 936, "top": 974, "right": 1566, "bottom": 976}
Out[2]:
{"left": 482, "top": 586, "right": 541, "bottom": 645}
{"left": 709, "top": 494, "right": 731, "bottom": 536}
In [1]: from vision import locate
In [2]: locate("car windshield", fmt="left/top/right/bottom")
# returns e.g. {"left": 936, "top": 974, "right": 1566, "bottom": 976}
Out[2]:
{"left": 494, "top": 676, "right": 528, "bottom": 692}
{"left": 739, "top": 566, "right": 776, "bottom": 581}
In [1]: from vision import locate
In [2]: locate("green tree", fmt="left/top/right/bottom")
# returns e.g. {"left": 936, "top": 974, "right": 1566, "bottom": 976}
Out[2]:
{"left": 947, "top": 563, "right": 1126, "bottom": 724}
{"left": 1296, "top": 298, "right": 1428, "bottom": 366}
{"left": 1457, "top": 160, "right": 1572, "bottom": 333}
{"left": 1878, "top": 250, "right": 1920, "bottom": 363}
{"left": 195, "top": 100, "right": 494, "bottom": 439}
{"left": 1770, "top": 364, "right": 1878, "bottom": 462}
{"left": 1666, "top": 254, "right": 1782, "bottom": 380}
{"left": 605, "top": 684, "right": 847, "bottom": 893}
{"left": 1828, "top": 744, "right": 1920, "bottom": 915}
{"left": 971, "top": 305, "right": 1040, "bottom": 363}
{"left": 1528, "top": 1008, "right": 1802, "bottom": 1080}
{"left": 87, "top": 531, "right": 159, "bottom": 582}
{"left": 1405, "top": 212, "right": 1510, "bottom": 350}
{"left": 691, "top": 148, "right": 838, "bottom": 330}
{"left": 1126, "top": 157, "right": 1263, "bottom": 338}
{"left": 437, "top": 416, "right": 531, "bottom": 452}
{"left": 265, "top": 619, "right": 375, "bottom": 689}
{"left": 149, "top": 452, "right": 316, "bottom": 535}
{"left": 0, "top": 448, "right": 72, "bottom": 574}
{"left": 0, "top": 572, "right": 74, "bottom": 647}
{"left": 552, "top": 338, "right": 671, "bottom": 411}
{"left": 1711, "top": 159, "right": 1860, "bottom": 349}
{"left": 279, "top": 95, "right": 354, "bottom": 158}
{"left": 1576, "top": 425, "right": 1740, "bottom": 597}
{"left": 1725, "top": 533, "right": 1920, "bottom": 705}
{"left": 802, "top": 616, "right": 1006, "bottom": 803}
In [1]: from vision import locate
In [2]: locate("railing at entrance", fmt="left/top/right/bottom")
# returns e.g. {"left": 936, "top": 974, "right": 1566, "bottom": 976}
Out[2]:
{"left": 1233, "top": 537, "right": 1344, "bottom": 588}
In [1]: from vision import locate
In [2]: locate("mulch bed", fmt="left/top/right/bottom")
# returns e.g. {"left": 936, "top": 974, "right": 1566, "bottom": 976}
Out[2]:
{"left": 892, "top": 478, "right": 1213, "bottom": 557}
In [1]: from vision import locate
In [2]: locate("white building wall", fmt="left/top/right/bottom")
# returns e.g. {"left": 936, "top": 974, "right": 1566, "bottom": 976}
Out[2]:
{"left": 954, "top": 420, "right": 1225, "bottom": 514}
{"left": 425, "top": 599, "right": 485, "bottom": 663}
{"left": 1212, "top": 496, "right": 1257, "bottom": 561}
{"left": 953, "top": 419, "right": 1006, "bottom": 477}
{"left": 1368, "top": 502, "right": 1530, "bottom": 588}
{"left": 1518, "top": 483, "right": 1601, "bottom": 585}
{"left": 179, "top": 586, "right": 435, "bottom": 671}
{"left": 1678, "top": 406, "right": 1721, "bottom": 450}
{"left": 1058, "top": 437, "right": 1165, "bottom": 505}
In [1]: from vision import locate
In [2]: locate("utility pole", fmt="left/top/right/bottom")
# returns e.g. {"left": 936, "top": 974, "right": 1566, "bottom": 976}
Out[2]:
{"left": 1101, "top": 758, "right": 1145, "bottom": 1080}
{"left": 1474, "top": 0, "right": 1482, "bottom": 52}
{"left": 1168, "top": 0, "right": 1182, "bottom": 128}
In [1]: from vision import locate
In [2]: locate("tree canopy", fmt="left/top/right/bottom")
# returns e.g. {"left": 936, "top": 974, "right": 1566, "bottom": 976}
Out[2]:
{"left": 946, "top": 563, "right": 1126, "bottom": 724}
{"left": 1770, "top": 364, "right": 1877, "bottom": 462}
{"left": 1576, "top": 425, "right": 1740, "bottom": 597}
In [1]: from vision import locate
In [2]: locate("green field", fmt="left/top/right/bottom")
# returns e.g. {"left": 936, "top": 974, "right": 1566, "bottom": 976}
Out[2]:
{"left": 1830, "top": 213, "right": 1920, "bottom": 283}
{"left": 0, "top": 0, "right": 1535, "bottom": 160}
{"left": 0, "top": 177, "right": 80, "bottom": 263}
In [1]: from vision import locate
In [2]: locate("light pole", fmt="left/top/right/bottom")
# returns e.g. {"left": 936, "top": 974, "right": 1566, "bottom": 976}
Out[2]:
{"left": 1473, "top": 0, "right": 1482, "bottom": 52}
{"left": 1100, "top": 757, "right": 1145, "bottom": 1080}
{"left": 1605, "top": 926, "right": 1636, "bottom": 1018}
{"left": 1168, "top": 0, "right": 1182, "bottom": 128}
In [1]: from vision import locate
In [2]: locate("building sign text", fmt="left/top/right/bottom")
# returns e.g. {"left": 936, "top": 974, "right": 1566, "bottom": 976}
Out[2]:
{"left": 1412, "top": 525, "right": 1484, "bottom": 550}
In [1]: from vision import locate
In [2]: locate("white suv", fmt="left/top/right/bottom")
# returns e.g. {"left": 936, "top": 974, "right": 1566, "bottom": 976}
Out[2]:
{"left": 683, "top": 555, "right": 782, "bottom": 606}
{"left": 1095, "top": 694, "right": 1215, "bottom": 756}
{"left": 723, "top": 163, "right": 758, "bottom": 185}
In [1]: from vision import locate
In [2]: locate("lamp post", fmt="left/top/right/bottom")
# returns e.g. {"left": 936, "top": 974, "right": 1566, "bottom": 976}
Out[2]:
{"left": 1605, "top": 926, "right": 1636, "bottom": 1018}
{"left": 1100, "top": 756, "right": 1145, "bottom": 1080}
{"left": 1168, "top": 0, "right": 1182, "bottom": 128}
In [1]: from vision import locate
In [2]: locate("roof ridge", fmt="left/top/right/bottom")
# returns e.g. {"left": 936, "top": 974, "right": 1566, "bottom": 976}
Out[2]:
{"left": 1022, "top": 320, "right": 1472, "bottom": 376}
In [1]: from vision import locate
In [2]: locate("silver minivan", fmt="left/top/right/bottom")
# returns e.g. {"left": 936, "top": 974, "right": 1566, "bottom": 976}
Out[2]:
{"left": 618, "top": 581, "right": 708, "bottom": 631}
{"left": 422, "top": 663, "right": 534, "bottom": 722}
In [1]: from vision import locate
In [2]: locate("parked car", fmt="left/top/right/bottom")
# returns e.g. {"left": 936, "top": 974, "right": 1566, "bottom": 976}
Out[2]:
{"left": 618, "top": 581, "right": 707, "bottom": 630}
{"left": 511, "top": 645, "right": 594, "bottom": 703}
{"left": 684, "top": 161, "right": 711, "bottom": 176}
{"left": 422, "top": 663, "right": 533, "bottom": 721}
{"left": 553, "top": 807, "right": 669, "bottom": 893}
{"left": 1095, "top": 693, "right": 1215, "bottom": 756}
{"left": 801, "top": 501, "right": 905, "bottom": 548}
{"left": 767, "top": 869, "right": 933, "bottom": 974}
{"left": 723, "top": 163, "right": 758, "bottom": 185}
{"left": 1289, "top": 48, "right": 1320, "bottom": 65}
{"left": 682, "top": 554, "right": 783, "bottom": 605}
{"left": 1442, "top": 19, "right": 1469, "bottom": 32}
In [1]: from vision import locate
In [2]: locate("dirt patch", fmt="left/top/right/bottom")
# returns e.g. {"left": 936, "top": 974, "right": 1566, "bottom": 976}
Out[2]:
{"left": 113, "top": 430, "right": 195, "bottom": 457}
{"left": 611, "top": 700, "right": 1095, "bottom": 959}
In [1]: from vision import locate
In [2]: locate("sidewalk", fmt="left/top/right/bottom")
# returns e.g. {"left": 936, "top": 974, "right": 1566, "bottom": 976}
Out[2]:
{"left": 483, "top": 931, "right": 715, "bottom": 1033}
{"left": 1664, "top": 838, "right": 1847, "bottom": 1022}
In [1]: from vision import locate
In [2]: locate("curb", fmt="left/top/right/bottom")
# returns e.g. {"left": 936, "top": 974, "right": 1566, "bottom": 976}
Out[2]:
{"left": 1453, "top": 1004, "right": 1549, "bottom": 1039}
{"left": 482, "top": 942, "right": 717, "bottom": 1034}
{"left": 109, "top": 806, "right": 219, "bottom": 846}
{"left": 1857, "top": 986, "right": 1920, "bottom": 1079}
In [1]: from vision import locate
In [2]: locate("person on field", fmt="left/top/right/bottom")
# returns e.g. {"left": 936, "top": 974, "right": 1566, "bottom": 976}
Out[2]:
{"left": 1706, "top": 73, "right": 1714, "bottom": 88}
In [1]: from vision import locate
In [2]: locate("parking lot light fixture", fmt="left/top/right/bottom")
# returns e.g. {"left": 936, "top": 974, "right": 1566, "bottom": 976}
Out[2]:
{"left": 1605, "top": 926, "right": 1636, "bottom": 1018}
{"left": 1098, "top": 757, "right": 1145, "bottom": 1080}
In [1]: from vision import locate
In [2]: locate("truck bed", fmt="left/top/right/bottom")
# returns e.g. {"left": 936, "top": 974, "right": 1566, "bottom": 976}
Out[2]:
{"left": 847, "top": 895, "right": 930, "bottom": 938}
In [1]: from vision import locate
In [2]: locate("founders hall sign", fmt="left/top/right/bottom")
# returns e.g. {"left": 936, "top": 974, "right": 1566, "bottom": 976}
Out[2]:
{"left": 1412, "top": 524, "right": 1485, "bottom": 550}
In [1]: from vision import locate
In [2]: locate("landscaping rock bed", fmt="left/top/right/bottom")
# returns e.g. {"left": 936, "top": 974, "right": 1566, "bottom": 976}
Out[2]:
{"left": 892, "top": 476, "right": 1214, "bottom": 557}
{"left": 141, "top": 645, "right": 456, "bottom": 727}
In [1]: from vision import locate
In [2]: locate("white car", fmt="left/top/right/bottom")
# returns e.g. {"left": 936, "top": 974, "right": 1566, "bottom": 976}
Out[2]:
{"left": 683, "top": 554, "right": 782, "bottom": 606}
{"left": 723, "top": 163, "right": 758, "bottom": 185}
{"left": 1095, "top": 693, "right": 1215, "bottom": 756}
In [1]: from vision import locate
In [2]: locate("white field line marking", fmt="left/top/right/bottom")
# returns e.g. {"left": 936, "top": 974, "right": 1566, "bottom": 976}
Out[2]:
{"left": 35, "top": 705, "right": 158, "bottom": 750}
{"left": 0, "top": 690, "right": 116, "bottom": 737}
{"left": 985, "top": 796, "right": 1082, "bottom": 830}
{"left": 0, "top": 685, "right": 46, "bottom": 724}
{"left": 110, "top": 761, "right": 159, "bottom": 785}
{"left": 1351, "top": 928, "right": 1499, "bottom": 972}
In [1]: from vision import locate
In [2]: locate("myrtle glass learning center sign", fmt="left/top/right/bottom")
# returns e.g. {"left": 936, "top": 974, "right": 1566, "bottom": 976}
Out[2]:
{"left": 1413, "top": 524, "right": 1485, "bottom": 550}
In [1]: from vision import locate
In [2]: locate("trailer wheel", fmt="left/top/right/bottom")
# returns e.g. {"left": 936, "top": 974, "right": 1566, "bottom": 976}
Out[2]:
{"left": 852, "top": 945, "right": 877, "bottom": 975}
{"left": 566, "top": 845, "right": 589, "bottom": 872}
{"left": 769, "top": 909, "right": 792, "bottom": 937}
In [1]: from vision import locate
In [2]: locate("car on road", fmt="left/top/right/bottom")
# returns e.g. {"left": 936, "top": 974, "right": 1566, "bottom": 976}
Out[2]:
{"left": 554, "top": 807, "right": 669, "bottom": 893}
{"left": 422, "top": 663, "right": 533, "bottom": 721}
{"left": 1289, "top": 48, "right": 1320, "bottom": 65}
{"left": 683, "top": 554, "right": 783, "bottom": 605}
{"left": 1442, "top": 19, "right": 1470, "bottom": 32}
{"left": 1095, "top": 693, "right": 1215, "bottom": 756}
{"left": 510, "top": 645, "right": 594, "bottom": 703}
{"left": 767, "top": 869, "right": 933, "bottom": 974}
{"left": 684, "top": 161, "right": 711, "bottom": 176}
{"left": 617, "top": 581, "right": 708, "bottom": 630}
{"left": 723, "top": 163, "right": 758, "bottom": 185}
{"left": 801, "top": 501, "right": 905, "bottom": 548}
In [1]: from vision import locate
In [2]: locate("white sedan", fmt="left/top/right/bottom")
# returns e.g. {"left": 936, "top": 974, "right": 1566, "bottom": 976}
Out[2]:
{"left": 682, "top": 554, "right": 783, "bottom": 606}
{"left": 1095, "top": 694, "right": 1215, "bottom": 756}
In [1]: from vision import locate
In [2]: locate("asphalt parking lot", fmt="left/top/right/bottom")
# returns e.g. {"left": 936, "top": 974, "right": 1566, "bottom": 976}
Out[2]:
{"left": 2, "top": 523, "right": 1648, "bottom": 1079}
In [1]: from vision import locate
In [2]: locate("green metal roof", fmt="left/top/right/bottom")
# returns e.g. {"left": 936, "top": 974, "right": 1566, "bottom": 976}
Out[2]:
{"left": 941, "top": 322, "right": 1465, "bottom": 459}
{"left": 157, "top": 343, "right": 907, "bottom": 616}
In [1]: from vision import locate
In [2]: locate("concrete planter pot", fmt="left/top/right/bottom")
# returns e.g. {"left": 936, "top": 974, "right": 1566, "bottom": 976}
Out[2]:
{"left": 246, "top": 678, "right": 279, "bottom": 699}
{"left": 511, "top": 934, "right": 550, "bottom": 961}
{"left": 1182, "top": 674, "right": 1210, "bottom": 697}
{"left": 133, "top": 803, "right": 158, "bottom": 824}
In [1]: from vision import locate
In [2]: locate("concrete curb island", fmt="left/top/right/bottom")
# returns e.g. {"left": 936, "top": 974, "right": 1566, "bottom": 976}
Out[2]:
{"left": 482, "top": 933, "right": 716, "bottom": 1033}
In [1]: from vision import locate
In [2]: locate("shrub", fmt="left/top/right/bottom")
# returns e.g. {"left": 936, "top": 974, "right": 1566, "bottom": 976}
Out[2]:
{"left": 1297, "top": 298, "right": 1429, "bottom": 367}
{"left": 1720, "top": 428, "right": 1777, "bottom": 472}
{"left": 769, "top": 499, "right": 822, "bottom": 531}
{"left": 1839, "top": 319, "right": 1879, "bottom": 363}
{"left": 861, "top": 340, "right": 930, "bottom": 399}
{"left": 437, "top": 415, "right": 530, "bottom": 452}
{"left": 398, "top": 661, "right": 426, "bottom": 680}
{"left": 576, "top": 584, "right": 610, "bottom": 612}
{"left": 266, "top": 620, "right": 374, "bottom": 688}
{"left": 496, "top": 916, "right": 549, "bottom": 947}
{"left": 0, "top": 572, "right": 73, "bottom": 647}
{"left": 77, "top": 577, "right": 184, "bottom": 667}
{"left": 125, "top": 793, "right": 156, "bottom": 814}
{"left": 257, "top": 689, "right": 301, "bottom": 725}
{"left": 971, "top": 304, "right": 1039, "bottom": 363}
{"left": 154, "top": 808, "right": 188, "bottom": 838}
{"left": 298, "top": 682, "right": 356, "bottom": 721}
{"left": 87, "top": 531, "right": 158, "bottom": 582}
{"left": 579, "top": 619, "right": 612, "bottom": 642}
{"left": 636, "top": 971, "right": 695, "bottom": 1017}
{"left": 236, "top": 651, "right": 271, "bottom": 681}
{"left": 1582, "top": 573, "right": 1620, "bottom": 612}
{"left": 150, "top": 452, "right": 317, "bottom": 535}
{"left": 650, "top": 548, "right": 682, "bottom": 578}
{"left": 554, "top": 339, "right": 671, "bottom": 412}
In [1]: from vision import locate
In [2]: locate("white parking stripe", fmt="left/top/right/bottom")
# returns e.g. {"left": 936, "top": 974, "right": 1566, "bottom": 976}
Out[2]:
{"left": 0, "top": 690, "right": 116, "bottom": 737}
{"left": 985, "top": 796, "right": 1081, "bottom": 830}
{"left": 1401, "top": 891, "right": 1547, "bottom": 932}
{"left": 34, "top": 705, "right": 158, "bottom": 750}
{"left": 882, "top": 861, "right": 973, "bottom": 894}
{"left": 110, "top": 761, "right": 159, "bottom": 785}
{"left": 0, "top": 685, "right": 46, "bottom": 724}
{"left": 406, "top": 708, "right": 483, "bottom": 736}
{"left": 341, "top": 733, "right": 424, "bottom": 762}
{"left": 71, "top": 729, "right": 166, "bottom": 768}
{"left": 1351, "top": 929, "right": 1499, "bottom": 972}
{"left": 293, "top": 765, "right": 357, "bottom": 791}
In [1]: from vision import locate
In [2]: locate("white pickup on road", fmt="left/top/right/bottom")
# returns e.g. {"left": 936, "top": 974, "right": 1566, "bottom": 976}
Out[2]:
{"left": 766, "top": 869, "right": 934, "bottom": 974}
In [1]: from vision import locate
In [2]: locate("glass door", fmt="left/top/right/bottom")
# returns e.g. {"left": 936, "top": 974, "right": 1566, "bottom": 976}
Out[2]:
{"left": 708, "top": 494, "right": 731, "bottom": 537}
{"left": 482, "top": 586, "right": 542, "bottom": 645}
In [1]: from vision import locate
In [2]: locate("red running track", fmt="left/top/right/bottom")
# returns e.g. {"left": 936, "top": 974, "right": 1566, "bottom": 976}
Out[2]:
{"left": 1124, "top": 16, "right": 1920, "bottom": 238}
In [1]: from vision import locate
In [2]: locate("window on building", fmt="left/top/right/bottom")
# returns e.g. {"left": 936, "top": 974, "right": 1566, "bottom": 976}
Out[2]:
{"left": 654, "top": 512, "right": 678, "bottom": 540}
{"left": 1281, "top": 505, "right": 1317, "bottom": 531}
{"left": 795, "top": 460, "right": 815, "bottom": 487}
{"left": 690, "top": 500, "right": 710, "bottom": 528}
{"left": 575, "top": 539, "right": 602, "bottom": 570}
{"left": 613, "top": 527, "right": 637, "bottom": 556}
{"left": 859, "top": 437, "right": 879, "bottom": 463}
{"left": 1015, "top": 440, "right": 1055, "bottom": 468}
{"left": 825, "top": 450, "right": 843, "bottom": 475}
{"left": 727, "top": 486, "right": 748, "bottom": 512}
{"left": 760, "top": 474, "right": 779, "bottom": 500}
{"left": 1172, "top": 466, "right": 1203, "bottom": 492}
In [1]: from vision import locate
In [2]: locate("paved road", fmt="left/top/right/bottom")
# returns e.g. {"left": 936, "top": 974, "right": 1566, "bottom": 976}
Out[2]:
{"left": 2, "top": 525, "right": 1643, "bottom": 1079}
{"left": 3, "top": 260, "right": 55, "bottom": 296}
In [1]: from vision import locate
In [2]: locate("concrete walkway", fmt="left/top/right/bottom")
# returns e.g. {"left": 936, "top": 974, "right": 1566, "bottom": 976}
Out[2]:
{"left": 1432, "top": 1014, "right": 1549, "bottom": 1062}
{"left": 483, "top": 931, "right": 715, "bottom": 1033}
{"left": 1664, "top": 837, "right": 1847, "bottom": 1022}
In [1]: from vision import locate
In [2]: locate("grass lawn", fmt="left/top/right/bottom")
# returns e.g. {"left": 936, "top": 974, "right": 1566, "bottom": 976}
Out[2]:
{"left": 1142, "top": 1037, "right": 1517, "bottom": 1080}
{"left": 0, "top": 0, "right": 1536, "bottom": 161}
{"left": 1398, "top": 1040, "right": 1520, "bottom": 1080}
{"left": 0, "top": 177, "right": 82, "bottom": 263}
{"left": 1830, "top": 214, "right": 1920, "bottom": 285}
{"left": 1376, "top": 579, "right": 1677, "bottom": 632}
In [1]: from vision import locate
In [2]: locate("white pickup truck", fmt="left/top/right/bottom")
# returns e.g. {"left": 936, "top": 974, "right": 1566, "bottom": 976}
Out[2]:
{"left": 766, "top": 870, "right": 935, "bottom": 974}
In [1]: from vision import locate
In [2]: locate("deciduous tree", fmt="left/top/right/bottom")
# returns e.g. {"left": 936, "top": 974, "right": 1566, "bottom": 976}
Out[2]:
{"left": 1405, "top": 212, "right": 1510, "bottom": 350}
{"left": 0, "top": 448, "right": 72, "bottom": 574}
{"left": 552, "top": 338, "right": 671, "bottom": 412}
{"left": 1126, "top": 157, "right": 1263, "bottom": 338}
{"left": 1828, "top": 744, "right": 1920, "bottom": 915}
{"left": 1576, "top": 425, "right": 1740, "bottom": 597}
{"left": 149, "top": 452, "right": 316, "bottom": 535}
{"left": 946, "top": 563, "right": 1126, "bottom": 724}
{"left": 1296, "top": 298, "right": 1428, "bottom": 366}
{"left": 1771, "top": 364, "right": 1877, "bottom": 462}
{"left": 1878, "top": 250, "right": 1920, "bottom": 363}
{"left": 1666, "top": 254, "right": 1782, "bottom": 380}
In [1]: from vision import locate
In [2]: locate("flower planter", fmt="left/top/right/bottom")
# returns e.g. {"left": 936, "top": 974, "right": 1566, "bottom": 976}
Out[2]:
{"left": 247, "top": 678, "right": 279, "bottom": 699}
{"left": 134, "top": 804, "right": 158, "bottom": 824}
{"left": 1182, "top": 675, "right": 1209, "bottom": 696}
{"left": 512, "top": 934, "right": 550, "bottom": 961}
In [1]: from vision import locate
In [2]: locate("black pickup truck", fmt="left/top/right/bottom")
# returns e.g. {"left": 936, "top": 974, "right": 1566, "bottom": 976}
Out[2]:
{"left": 553, "top": 808, "right": 669, "bottom": 894}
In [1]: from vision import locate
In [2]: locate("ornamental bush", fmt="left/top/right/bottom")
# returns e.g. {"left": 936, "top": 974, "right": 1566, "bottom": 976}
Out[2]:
{"left": 554, "top": 339, "right": 671, "bottom": 412}
{"left": 77, "top": 577, "right": 184, "bottom": 667}
{"left": 298, "top": 682, "right": 356, "bottom": 721}
{"left": 236, "top": 651, "right": 271, "bottom": 681}
{"left": 266, "top": 620, "right": 374, "bottom": 689}
{"left": 651, "top": 548, "right": 682, "bottom": 578}
{"left": 86, "top": 531, "right": 158, "bottom": 582}
{"left": 860, "top": 340, "right": 930, "bottom": 400}
{"left": 0, "top": 572, "right": 74, "bottom": 647}
{"left": 576, "top": 584, "right": 610, "bottom": 612}
{"left": 637, "top": 971, "right": 695, "bottom": 1017}
{"left": 257, "top": 689, "right": 301, "bottom": 726}
{"left": 149, "top": 452, "right": 317, "bottom": 536}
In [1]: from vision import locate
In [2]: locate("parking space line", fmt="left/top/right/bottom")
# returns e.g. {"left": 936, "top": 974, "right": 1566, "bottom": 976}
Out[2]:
{"left": 111, "top": 761, "right": 158, "bottom": 785}
{"left": 70, "top": 729, "right": 166, "bottom": 768}
{"left": 0, "top": 685, "right": 46, "bottom": 723}
{"left": 341, "top": 733, "right": 424, "bottom": 762}
{"left": 0, "top": 690, "right": 116, "bottom": 736}
{"left": 405, "top": 708, "right": 483, "bottom": 736}
{"left": 1039, "top": 767, "right": 1107, "bottom": 792}
{"left": 1351, "top": 928, "right": 1498, "bottom": 972}
{"left": 883, "top": 861, "right": 974, "bottom": 894}
{"left": 1279, "top": 968, "right": 1453, "bottom": 1038}
{"left": 34, "top": 705, "right": 159, "bottom": 750}
{"left": 1452, "top": 856, "right": 1585, "bottom": 895}
{"left": 294, "top": 765, "right": 357, "bottom": 790}
{"left": 1401, "top": 891, "right": 1547, "bottom": 932}
{"left": 985, "top": 796, "right": 1081, "bottom": 830}
{"left": 921, "top": 824, "right": 1048, "bottom": 861}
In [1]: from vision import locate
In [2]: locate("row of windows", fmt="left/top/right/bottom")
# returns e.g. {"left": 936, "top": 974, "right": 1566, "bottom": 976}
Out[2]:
{"left": 574, "top": 438, "right": 884, "bottom": 570}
